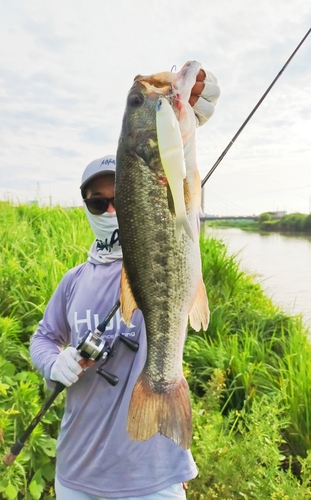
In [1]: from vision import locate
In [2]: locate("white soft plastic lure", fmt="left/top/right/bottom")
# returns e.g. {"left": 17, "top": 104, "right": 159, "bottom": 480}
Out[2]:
{"left": 156, "top": 96, "right": 194, "bottom": 241}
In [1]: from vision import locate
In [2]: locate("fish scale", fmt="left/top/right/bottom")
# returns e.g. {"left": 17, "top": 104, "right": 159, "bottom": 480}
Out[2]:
{"left": 116, "top": 62, "right": 209, "bottom": 449}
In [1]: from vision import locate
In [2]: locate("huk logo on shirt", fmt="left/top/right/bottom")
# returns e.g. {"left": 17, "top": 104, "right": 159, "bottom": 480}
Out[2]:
{"left": 75, "top": 308, "right": 136, "bottom": 341}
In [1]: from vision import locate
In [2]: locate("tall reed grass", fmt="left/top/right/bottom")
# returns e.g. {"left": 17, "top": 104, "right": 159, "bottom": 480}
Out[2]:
{"left": 1, "top": 202, "right": 311, "bottom": 499}
{"left": 0, "top": 201, "right": 93, "bottom": 335}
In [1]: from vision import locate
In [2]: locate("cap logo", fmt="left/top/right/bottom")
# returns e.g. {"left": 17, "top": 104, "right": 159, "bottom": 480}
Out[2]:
{"left": 100, "top": 158, "right": 116, "bottom": 166}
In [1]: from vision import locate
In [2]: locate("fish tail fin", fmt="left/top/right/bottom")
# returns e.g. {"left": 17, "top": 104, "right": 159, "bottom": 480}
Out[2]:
{"left": 127, "top": 374, "right": 192, "bottom": 449}
{"left": 176, "top": 215, "right": 194, "bottom": 241}
{"left": 189, "top": 277, "right": 210, "bottom": 331}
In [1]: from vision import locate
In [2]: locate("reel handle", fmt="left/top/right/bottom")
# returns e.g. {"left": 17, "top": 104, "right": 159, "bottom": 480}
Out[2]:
{"left": 95, "top": 335, "right": 139, "bottom": 386}
{"left": 119, "top": 335, "right": 139, "bottom": 352}
{"left": 96, "top": 366, "right": 119, "bottom": 386}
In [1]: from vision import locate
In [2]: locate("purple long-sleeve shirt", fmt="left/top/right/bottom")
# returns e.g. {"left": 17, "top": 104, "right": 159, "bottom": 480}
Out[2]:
{"left": 30, "top": 258, "right": 197, "bottom": 498}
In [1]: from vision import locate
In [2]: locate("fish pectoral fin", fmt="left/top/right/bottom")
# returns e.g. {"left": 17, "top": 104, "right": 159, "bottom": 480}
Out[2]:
{"left": 127, "top": 374, "right": 192, "bottom": 450}
{"left": 189, "top": 277, "right": 210, "bottom": 331}
{"left": 120, "top": 265, "right": 138, "bottom": 326}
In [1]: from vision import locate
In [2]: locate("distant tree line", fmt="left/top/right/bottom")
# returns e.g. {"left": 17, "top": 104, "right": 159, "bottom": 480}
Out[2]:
{"left": 259, "top": 212, "right": 311, "bottom": 233}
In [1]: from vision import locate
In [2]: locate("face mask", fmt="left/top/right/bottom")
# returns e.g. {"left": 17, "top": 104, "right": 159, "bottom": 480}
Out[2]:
{"left": 83, "top": 205, "right": 123, "bottom": 264}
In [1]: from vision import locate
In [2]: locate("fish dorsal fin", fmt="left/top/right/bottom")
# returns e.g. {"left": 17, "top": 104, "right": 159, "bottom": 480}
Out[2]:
{"left": 120, "top": 265, "right": 138, "bottom": 326}
{"left": 189, "top": 277, "right": 209, "bottom": 331}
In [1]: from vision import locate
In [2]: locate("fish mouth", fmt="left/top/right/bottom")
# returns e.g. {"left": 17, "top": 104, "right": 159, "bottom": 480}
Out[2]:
{"left": 134, "top": 72, "right": 174, "bottom": 99}
{"left": 129, "top": 80, "right": 174, "bottom": 109}
{"left": 132, "top": 61, "right": 201, "bottom": 103}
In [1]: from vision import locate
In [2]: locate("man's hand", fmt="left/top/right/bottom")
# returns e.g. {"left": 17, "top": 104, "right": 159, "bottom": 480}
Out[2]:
{"left": 50, "top": 347, "right": 94, "bottom": 387}
{"left": 189, "top": 69, "right": 206, "bottom": 107}
{"left": 190, "top": 67, "right": 221, "bottom": 126}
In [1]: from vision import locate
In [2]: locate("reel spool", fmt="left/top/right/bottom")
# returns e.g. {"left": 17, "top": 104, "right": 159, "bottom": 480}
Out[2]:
{"left": 76, "top": 330, "right": 109, "bottom": 362}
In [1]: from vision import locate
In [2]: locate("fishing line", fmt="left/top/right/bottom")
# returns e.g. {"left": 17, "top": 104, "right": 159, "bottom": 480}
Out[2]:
{"left": 200, "top": 28, "right": 311, "bottom": 188}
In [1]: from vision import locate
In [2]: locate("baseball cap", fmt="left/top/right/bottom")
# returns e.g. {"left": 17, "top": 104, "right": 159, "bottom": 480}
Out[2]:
{"left": 80, "top": 155, "right": 116, "bottom": 196}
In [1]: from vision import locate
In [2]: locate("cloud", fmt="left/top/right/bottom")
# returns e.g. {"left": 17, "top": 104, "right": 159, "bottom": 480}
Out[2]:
{"left": 23, "top": 18, "right": 72, "bottom": 53}
{"left": 0, "top": 0, "right": 310, "bottom": 215}
{"left": 49, "top": 147, "right": 80, "bottom": 159}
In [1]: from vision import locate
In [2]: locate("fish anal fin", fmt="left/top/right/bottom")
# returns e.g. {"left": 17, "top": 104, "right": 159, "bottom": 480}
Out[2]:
{"left": 127, "top": 374, "right": 192, "bottom": 450}
{"left": 189, "top": 277, "right": 209, "bottom": 331}
{"left": 120, "top": 265, "right": 138, "bottom": 326}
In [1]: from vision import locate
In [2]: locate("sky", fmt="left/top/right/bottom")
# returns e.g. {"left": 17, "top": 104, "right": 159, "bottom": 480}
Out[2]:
{"left": 0, "top": 0, "right": 310, "bottom": 216}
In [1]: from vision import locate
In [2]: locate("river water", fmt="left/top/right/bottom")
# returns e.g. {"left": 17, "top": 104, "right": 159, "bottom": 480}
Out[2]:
{"left": 205, "top": 227, "right": 311, "bottom": 330}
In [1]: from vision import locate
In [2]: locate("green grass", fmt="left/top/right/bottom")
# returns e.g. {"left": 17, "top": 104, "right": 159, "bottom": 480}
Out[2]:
{"left": 0, "top": 202, "right": 93, "bottom": 334}
{"left": 189, "top": 379, "right": 311, "bottom": 499}
{"left": 0, "top": 202, "right": 93, "bottom": 499}
{"left": 1, "top": 202, "right": 311, "bottom": 499}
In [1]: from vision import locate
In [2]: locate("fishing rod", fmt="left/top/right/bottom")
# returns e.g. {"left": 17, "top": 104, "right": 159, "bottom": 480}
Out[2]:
{"left": 201, "top": 27, "right": 311, "bottom": 188}
{"left": 3, "top": 300, "right": 139, "bottom": 466}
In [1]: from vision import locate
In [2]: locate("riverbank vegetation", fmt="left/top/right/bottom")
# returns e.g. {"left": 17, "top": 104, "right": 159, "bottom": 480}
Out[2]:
{"left": 1, "top": 201, "right": 311, "bottom": 499}
{"left": 205, "top": 219, "right": 259, "bottom": 231}
{"left": 259, "top": 211, "right": 311, "bottom": 233}
{"left": 205, "top": 211, "right": 311, "bottom": 234}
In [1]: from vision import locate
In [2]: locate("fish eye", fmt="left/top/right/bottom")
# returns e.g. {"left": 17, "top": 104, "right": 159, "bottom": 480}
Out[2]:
{"left": 128, "top": 93, "right": 144, "bottom": 107}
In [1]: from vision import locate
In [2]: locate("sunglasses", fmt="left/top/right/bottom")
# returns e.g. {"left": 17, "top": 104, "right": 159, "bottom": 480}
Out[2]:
{"left": 84, "top": 197, "right": 115, "bottom": 215}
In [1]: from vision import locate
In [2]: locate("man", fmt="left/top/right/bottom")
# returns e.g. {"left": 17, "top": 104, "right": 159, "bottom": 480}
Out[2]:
{"left": 30, "top": 67, "right": 220, "bottom": 499}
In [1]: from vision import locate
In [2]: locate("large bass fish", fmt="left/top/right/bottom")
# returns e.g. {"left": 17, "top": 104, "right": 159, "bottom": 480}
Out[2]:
{"left": 115, "top": 61, "right": 209, "bottom": 449}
